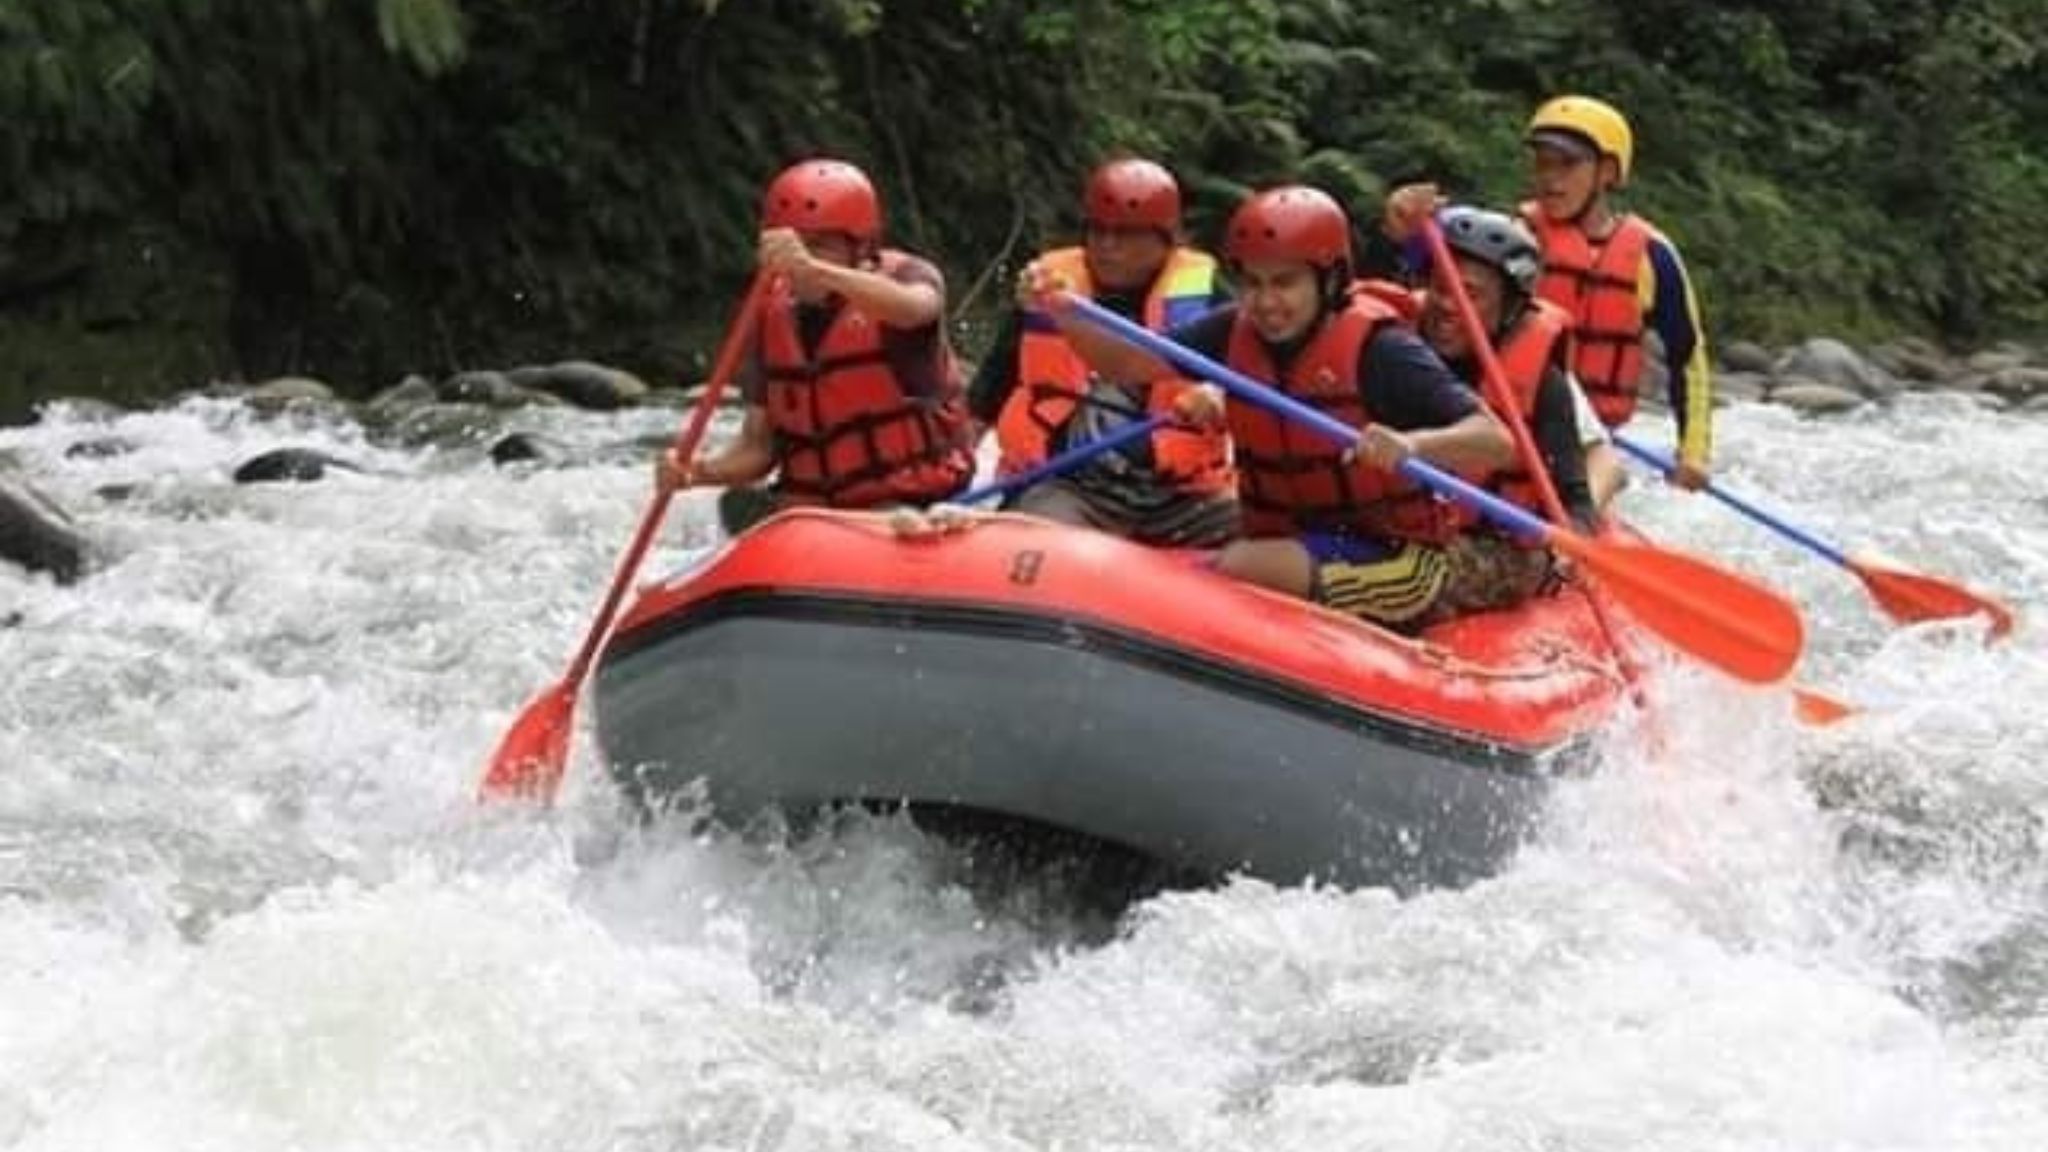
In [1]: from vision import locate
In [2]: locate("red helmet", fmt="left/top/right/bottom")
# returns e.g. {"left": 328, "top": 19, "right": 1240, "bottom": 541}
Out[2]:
{"left": 1084, "top": 158, "right": 1181, "bottom": 231}
{"left": 1224, "top": 185, "right": 1351, "bottom": 269}
{"left": 760, "top": 159, "right": 881, "bottom": 240}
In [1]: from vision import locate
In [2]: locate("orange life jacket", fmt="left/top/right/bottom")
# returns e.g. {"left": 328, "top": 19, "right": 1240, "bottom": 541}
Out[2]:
{"left": 1521, "top": 203, "right": 1651, "bottom": 427}
{"left": 1000, "top": 246, "right": 1229, "bottom": 492}
{"left": 1227, "top": 293, "right": 1465, "bottom": 544}
{"left": 1349, "top": 277, "right": 1424, "bottom": 323}
{"left": 1471, "top": 298, "right": 1573, "bottom": 518}
{"left": 758, "top": 251, "right": 974, "bottom": 507}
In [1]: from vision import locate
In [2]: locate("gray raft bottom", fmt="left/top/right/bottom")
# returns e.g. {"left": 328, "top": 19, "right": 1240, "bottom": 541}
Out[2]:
{"left": 593, "top": 596, "right": 1580, "bottom": 892}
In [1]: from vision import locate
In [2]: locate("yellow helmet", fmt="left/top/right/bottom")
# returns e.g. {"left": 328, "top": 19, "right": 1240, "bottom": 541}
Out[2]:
{"left": 1526, "top": 95, "right": 1634, "bottom": 185}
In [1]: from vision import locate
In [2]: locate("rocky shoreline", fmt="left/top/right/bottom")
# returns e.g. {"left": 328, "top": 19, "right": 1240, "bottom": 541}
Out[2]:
{"left": 4, "top": 337, "right": 2045, "bottom": 587}
{"left": 1708, "top": 336, "right": 2048, "bottom": 416}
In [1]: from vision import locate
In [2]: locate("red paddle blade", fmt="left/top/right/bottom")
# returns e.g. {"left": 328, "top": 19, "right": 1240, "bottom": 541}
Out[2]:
{"left": 1849, "top": 556, "right": 2016, "bottom": 639}
{"left": 1555, "top": 534, "right": 1806, "bottom": 685}
{"left": 1794, "top": 686, "right": 1857, "bottom": 726}
{"left": 478, "top": 681, "right": 575, "bottom": 803}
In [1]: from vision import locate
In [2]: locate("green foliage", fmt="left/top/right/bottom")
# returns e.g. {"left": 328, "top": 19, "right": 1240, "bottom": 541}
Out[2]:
{"left": 4, "top": 0, "right": 2046, "bottom": 407}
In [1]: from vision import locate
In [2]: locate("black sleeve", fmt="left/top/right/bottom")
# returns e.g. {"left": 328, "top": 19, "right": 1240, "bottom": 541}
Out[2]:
{"left": 1531, "top": 364, "right": 1599, "bottom": 531}
{"left": 1165, "top": 304, "right": 1238, "bottom": 362}
{"left": 966, "top": 309, "right": 1025, "bottom": 425}
{"left": 737, "top": 344, "right": 766, "bottom": 404}
{"left": 1356, "top": 327, "right": 1481, "bottom": 430}
{"left": 1354, "top": 225, "right": 1420, "bottom": 286}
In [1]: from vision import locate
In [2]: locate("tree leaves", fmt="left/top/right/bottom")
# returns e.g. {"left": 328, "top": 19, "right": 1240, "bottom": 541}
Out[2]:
{"left": 375, "top": 0, "right": 467, "bottom": 76}
{"left": 8, "top": 0, "right": 2048, "bottom": 401}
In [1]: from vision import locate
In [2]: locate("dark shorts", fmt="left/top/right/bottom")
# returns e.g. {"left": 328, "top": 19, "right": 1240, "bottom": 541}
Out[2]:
{"left": 1301, "top": 530, "right": 1555, "bottom": 628}
{"left": 717, "top": 486, "right": 787, "bottom": 536}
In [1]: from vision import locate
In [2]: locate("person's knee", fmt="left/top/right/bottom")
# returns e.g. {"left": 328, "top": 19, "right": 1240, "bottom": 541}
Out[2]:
{"left": 1008, "top": 482, "right": 1097, "bottom": 528}
{"left": 1215, "top": 539, "right": 1314, "bottom": 597}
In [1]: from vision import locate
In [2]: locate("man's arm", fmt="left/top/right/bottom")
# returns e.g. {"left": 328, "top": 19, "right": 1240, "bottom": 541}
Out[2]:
{"left": 1641, "top": 232, "right": 1714, "bottom": 471}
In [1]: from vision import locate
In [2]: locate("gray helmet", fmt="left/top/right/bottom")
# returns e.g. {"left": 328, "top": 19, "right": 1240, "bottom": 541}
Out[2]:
{"left": 1437, "top": 205, "right": 1541, "bottom": 298}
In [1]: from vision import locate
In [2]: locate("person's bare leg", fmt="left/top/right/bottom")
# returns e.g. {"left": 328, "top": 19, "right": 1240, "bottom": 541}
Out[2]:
{"left": 1212, "top": 539, "right": 1315, "bottom": 597}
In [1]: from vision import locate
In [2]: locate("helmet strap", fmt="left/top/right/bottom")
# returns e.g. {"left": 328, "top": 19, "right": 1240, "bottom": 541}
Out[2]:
{"left": 1318, "top": 261, "right": 1351, "bottom": 313}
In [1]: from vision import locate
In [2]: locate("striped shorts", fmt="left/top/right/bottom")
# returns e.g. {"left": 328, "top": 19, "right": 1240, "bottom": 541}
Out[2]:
{"left": 1303, "top": 531, "right": 1555, "bottom": 630}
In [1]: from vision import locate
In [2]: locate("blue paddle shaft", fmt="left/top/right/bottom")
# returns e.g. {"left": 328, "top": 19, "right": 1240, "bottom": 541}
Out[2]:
{"left": 1611, "top": 433, "right": 1850, "bottom": 567}
{"left": 1061, "top": 294, "right": 1552, "bottom": 542}
{"left": 954, "top": 413, "right": 1169, "bottom": 506}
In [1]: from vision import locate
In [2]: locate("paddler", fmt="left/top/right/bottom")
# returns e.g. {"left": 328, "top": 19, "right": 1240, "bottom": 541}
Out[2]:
{"left": 655, "top": 158, "right": 975, "bottom": 533}
{"left": 1024, "top": 185, "right": 1516, "bottom": 632}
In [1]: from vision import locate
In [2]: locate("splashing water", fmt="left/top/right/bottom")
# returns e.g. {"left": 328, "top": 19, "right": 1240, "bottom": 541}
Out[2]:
{"left": 3, "top": 394, "right": 2045, "bottom": 1150}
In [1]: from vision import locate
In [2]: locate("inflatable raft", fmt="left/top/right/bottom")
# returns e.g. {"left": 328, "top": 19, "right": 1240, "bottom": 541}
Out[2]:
{"left": 592, "top": 508, "right": 1630, "bottom": 890}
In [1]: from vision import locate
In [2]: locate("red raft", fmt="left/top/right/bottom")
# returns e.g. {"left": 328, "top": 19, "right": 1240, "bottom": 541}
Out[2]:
{"left": 592, "top": 509, "right": 1630, "bottom": 891}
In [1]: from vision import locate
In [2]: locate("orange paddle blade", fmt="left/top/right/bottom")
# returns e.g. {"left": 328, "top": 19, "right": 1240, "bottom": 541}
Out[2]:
{"left": 1794, "top": 686, "right": 1857, "bottom": 726}
{"left": 1553, "top": 533, "right": 1805, "bottom": 685}
{"left": 1850, "top": 556, "right": 2017, "bottom": 639}
{"left": 478, "top": 680, "right": 575, "bottom": 802}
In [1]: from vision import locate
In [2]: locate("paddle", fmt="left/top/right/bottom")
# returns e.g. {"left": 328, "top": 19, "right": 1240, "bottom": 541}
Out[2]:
{"left": 478, "top": 274, "right": 769, "bottom": 804}
{"left": 1415, "top": 218, "right": 1646, "bottom": 674}
{"left": 1613, "top": 433, "right": 2015, "bottom": 639}
{"left": 1056, "top": 291, "right": 1806, "bottom": 685}
{"left": 1415, "top": 221, "right": 1855, "bottom": 725}
{"left": 954, "top": 414, "right": 1171, "bottom": 506}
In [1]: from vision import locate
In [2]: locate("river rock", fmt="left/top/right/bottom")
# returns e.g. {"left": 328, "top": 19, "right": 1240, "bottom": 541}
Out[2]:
{"left": 63, "top": 435, "right": 139, "bottom": 460}
{"left": 1770, "top": 380, "right": 1868, "bottom": 415}
{"left": 1776, "top": 337, "right": 1901, "bottom": 399}
{"left": 1867, "top": 341, "right": 1958, "bottom": 386}
{"left": 1714, "top": 371, "right": 1770, "bottom": 405}
{"left": 243, "top": 377, "right": 337, "bottom": 411}
{"left": 437, "top": 370, "right": 555, "bottom": 409}
{"left": 1718, "top": 340, "right": 1776, "bottom": 374}
{"left": 0, "top": 475, "right": 87, "bottom": 583}
{"left": 365, "top": 374, "right": 440, "bottom": 417}
{"left": 1984, "top": 367, "right": 2048, "bottom": 402}
{"left": 508, "top": 360, "right": 651, "bottom": 410}
{"left": 231, "top": 447, "right": 363, "bottom": 484}
{"left": 487, "top": 431, "right": 571, "bottom": 467}
{"left": 1966, "top": 350, "right": 2028, "bottom": 375}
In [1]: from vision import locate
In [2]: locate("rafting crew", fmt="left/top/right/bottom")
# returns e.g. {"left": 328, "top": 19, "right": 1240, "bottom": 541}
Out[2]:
{"left": 653, "top": 159, "right": 976, "bottom": 533}
{"left": 968, "top": 158, "right": 1241, "bottom": 547}
{"left": 665, "top": 126, "right": 1676, "bottom": 629}
{"left": 1379, "top": 95, "right": 1717, "bottom": 490}
{"left": 1372, "top": 204, "right": 1627, "bottom": 608}
{"left": 1015, "top": 185, "right": 1531, "bottom": 631}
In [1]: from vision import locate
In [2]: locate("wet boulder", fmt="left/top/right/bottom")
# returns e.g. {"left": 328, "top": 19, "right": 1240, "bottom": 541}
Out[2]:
{"left": 1776, "top": 338, "right": 1901, "bottom": 400}
{"left": 231, "top": 447, "right": 363, "bottom": 484}
{"left": 63, "top": 435, "right": 140, "bottom": 460}
{"left": 1718, "top": 340, "right": 1776, "bottom": 374}
{"left": 1770, "top": 380, "right": 1868, "bottom": 416}
{"left": 0, "top": 474, "right": 88, "bottom": 583}
{"left": 509, "top": 360, "right": 650, "bottom": 410}
{"left": 487, "top": 431, "right": 571, "bottom": 467}
{"left": 364, "top": 374, "right": 440, "bottom": 418}
{"left": 243, "top": 377, "right": 337, "bottom": 412}
{"left": 437, "top": 370, "right": 554, "bottom": 409}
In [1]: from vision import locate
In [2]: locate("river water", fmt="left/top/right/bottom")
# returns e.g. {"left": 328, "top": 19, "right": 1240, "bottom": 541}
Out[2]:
{"left": 3, "top": 393, "right": 2044, "bottom": 1150}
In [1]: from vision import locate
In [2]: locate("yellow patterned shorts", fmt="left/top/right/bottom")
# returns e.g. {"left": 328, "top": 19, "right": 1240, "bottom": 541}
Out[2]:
{"left": 1304, "top": 531, "right": 1554, "bottom": 630}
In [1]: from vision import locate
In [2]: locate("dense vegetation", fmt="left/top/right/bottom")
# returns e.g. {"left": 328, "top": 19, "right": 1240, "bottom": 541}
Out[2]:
{"left": 5, "top": 0, "right": 2045, "bottom": 417}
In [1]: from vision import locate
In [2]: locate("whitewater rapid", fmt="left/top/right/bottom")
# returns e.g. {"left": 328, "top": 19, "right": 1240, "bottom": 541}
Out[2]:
{"left": 3, "top": 393, "right": 2044, "bottom": 1150}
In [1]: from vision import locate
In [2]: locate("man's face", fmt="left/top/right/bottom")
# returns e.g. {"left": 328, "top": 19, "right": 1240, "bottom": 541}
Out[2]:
{"left": 1235, "top": 260, "right": 1323, "bottom": 343}
{"left": 1528, "top": 144, "right": 1600, "bottom": 221}
{"left": 1423, "top": 256, "right": 1507, "bottom": 358}
{"left": 1084, "top": 223, "right": 1173, "bottom": 293}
